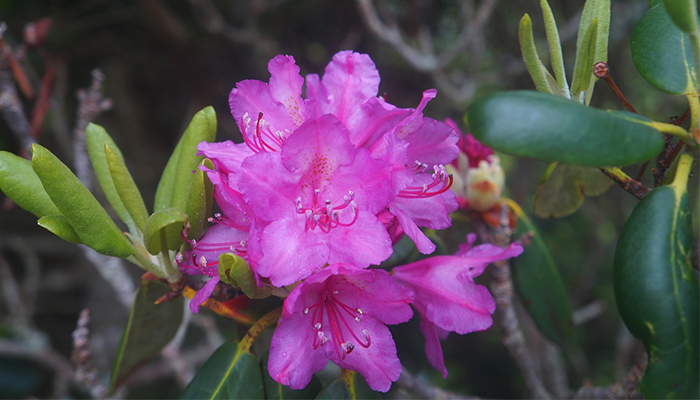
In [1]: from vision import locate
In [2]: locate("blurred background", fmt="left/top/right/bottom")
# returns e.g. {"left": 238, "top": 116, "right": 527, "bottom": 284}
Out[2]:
{"left": 0, "top": 0, "right": 695, "bottom": 398}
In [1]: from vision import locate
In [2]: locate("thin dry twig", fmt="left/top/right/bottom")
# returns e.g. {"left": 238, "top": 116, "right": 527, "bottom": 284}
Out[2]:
{"left": 71, "top": 309, "right": 108, "bottom": 399}
{"left": 573, "top": 355, "right": 646, "bottom": 399}
{"left": 394, "top": 368, "right": 481, "bottom": 399}
{"left": 480, "top": 204, "right": 551, "bottom": 399}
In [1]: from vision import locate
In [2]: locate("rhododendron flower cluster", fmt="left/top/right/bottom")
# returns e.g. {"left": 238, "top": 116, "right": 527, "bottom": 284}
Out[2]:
{"left": 177, "top": 51, "right": 523, "bottom": 392}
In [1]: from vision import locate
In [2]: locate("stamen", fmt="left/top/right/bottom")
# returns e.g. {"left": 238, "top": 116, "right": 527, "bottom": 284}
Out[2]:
{"left": 397, "top": 164, "right": 454, "bottom": 198}
{"left": 296, "top": 190, "right": 359, "bottom": 232}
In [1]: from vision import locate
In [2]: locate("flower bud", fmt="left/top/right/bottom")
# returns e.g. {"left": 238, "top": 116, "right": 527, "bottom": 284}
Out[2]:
{"left": 465, "top": 155, "right": 505, "bottom": 212}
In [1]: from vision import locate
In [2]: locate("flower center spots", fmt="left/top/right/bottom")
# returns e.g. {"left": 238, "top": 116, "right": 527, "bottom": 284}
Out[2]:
{"left": 296, "top": 189, "right": 358, "bottom": 232}
{"left": 241, "top": 112, "right": 288, "bottom": 153}
{"left": 397, "top": 162, "right": 453, "bottom": 198}
{"left": 303, "top": 290, "right": 371, "bottom": 360}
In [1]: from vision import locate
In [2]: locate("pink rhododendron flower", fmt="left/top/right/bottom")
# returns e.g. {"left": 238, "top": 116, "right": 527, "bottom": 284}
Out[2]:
{"left": 268, "top": 263, "right": 413, "bottom": 392}
{"left": 392, "top": 234, "right": 524, "bottom": 377}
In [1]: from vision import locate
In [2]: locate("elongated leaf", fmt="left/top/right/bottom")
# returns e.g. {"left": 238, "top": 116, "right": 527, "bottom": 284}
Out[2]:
{"left": 184, "top": 159, "right": 215, "bottom": 241}
{"left": 534, "top": 163, "right": 613, "bottom": 218}
{"left": 154, "top": 107, "right": 217, "bottom": 212}
{"left": 664, "top": 0, "right": 699, "bottom": 33}
{"left": 261, "top": 352, "right": 322, "bottom": 400}
{"left": 540, "top": 0, "right": 569, "bottom": 97}
{"left": 105, "top": 144, "right": 149, "bottom": 232}
{"left": 509, "top": 201, "right": 576, "bottom": 346}
{"left": 86, "top": 123, "right": 136, "bottom": 232}
{"left": 143, "top": 208, "right": 187, "bottom": 255}
{"left": 180, "top": 341, "right": 264, "bottom": 399}
{"left": 613, "top": 155, "right": 699, "bottom": 399}
{"left": 37, "top": 215, "right": 81, "bottom": 244}
{"left": 31, "top": 144, "right": 133, "bottom": 257}
{"left": 571, "top": 18, "right": 598, "bottom": 98}
{"left": 315, "top": 370, "right": 380, "bottom": 400}
{"left": 465, "top": 91, "right": 665, "bottom": 166}
{"left": 0, "top": 151, "right": 60, "bottom": 218}
{"left": 631, "top": 1, "right": 698, "bottom": 94}
{"left": 519, "top": 14, "right": 553, "bottom": 94}
{"left": 110, "top": 280, "right": 184, "bottom": 393}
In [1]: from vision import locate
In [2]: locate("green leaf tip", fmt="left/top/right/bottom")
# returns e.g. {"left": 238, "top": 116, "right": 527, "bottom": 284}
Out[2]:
{"left": 30, "top": 144, "right": 133, "bottom": 257}
{"left": 0, "top": 151, "right": 60, "bottom": 218}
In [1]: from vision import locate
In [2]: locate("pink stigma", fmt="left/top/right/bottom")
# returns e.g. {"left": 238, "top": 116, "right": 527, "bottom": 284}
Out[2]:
{"left": 304, "top": 289, "right": 371, "bottom": 361}
{"left": 397, "top": 163, "right": 453, "bottom": 198}
{"left": 241, "top": 112, "right": 287, "bottom": 153}
{"left": 296, "top": 189, "right": 358, "bottom": 232}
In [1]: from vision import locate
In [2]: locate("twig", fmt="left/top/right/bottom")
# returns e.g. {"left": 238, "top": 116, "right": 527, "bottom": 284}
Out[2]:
{"left": 73, "top": 68, "right": 111, "bottom": 190}
{"left": 394, "top": 368, "right": 481, "bottom": 400}
{"left": 572, "top": 300, "right": 606, "bottom": 326}
{"left": 600, "top": 168, "right": 651, "bottom": 200}
{"left": 0, "top": 27, "right": 34, "bottom": 156}
{"left": 71, "top": 309, "right": 108, "bottom": 399}
{"left": 481, "top": 204, "right": 551, "bottom": 399}
{"left": 594, "top": 62, "right": 637, "bottom": 113}
{"left": 573, "top": 355, "right": 646, "bottom": 399}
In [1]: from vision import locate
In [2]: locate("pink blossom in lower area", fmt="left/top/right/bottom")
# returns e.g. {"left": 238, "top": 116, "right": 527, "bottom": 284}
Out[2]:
{"left": 391, "top": 234, "right": 523, "bottom": 377}
{"left": 268, "top": 264, "right": 413, "bottom": 392}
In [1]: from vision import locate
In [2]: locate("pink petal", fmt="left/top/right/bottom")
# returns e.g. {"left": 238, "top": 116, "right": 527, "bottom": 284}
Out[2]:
{"left": 404, "top": 117, "right": 460, "bottom": 166}
{"left": 190, "top": 276, "right": 220, "bottom": 313}
{"left": 326, "top": 211, "right": 393, "bottom": 268}
{"left": 316, "top": 51, "right": 380, "bottom": 124}
{"left": 268, "top": 55, "right": 306, "bottom": 128}
{"left": 229, "top": 79, "right": 293, "bottom": 136}
{"left": 256, "top": 218, "right": 330, "bottom": 286}
{"left": 238, "top": 151, "right": 300, "bottom": 223}
{"left": 419, "top": 316, "right": 448, "bottom": 379}
{"left": 346, "top": 96, "right": 411, "bottom": 149}
{"left": 388, "top": 203, "right": 436, "bottom": 254}
{"left": 197, "top": 140, "right": 253, "bottom": 175}
{"left": 268, "top": 311, "right": 329, "bottom": 390}
{"left": 331, "top": 315, "right": 402, "bottom": 393}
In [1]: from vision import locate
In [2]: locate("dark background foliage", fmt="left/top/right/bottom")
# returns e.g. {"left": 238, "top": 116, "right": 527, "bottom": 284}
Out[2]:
{"left": 0, "top": 0, "right": 694, "bottom": 398}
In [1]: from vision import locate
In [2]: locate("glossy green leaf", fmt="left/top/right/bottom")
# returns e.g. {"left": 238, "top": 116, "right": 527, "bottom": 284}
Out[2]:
{"left": 261, "top": 351, "right": 322, "bottom": 400}
{"left": 613, "top": 155, "right": 699, "bottom": 399}
{"left": 519, "top": 14, "right": 553, "bottom": 95}
{"left": 184, "top": 159, "right": 215, "bottom": 241}
{"left": 0, "top": 151, "right": 60, "bottom": 218}
{"left": 534, "top": 163, "right": 613, "bottom": 218}
{"left": 180, "top": 340, "right": 264, "bottom": 399}
{"left": 143, "top": 208, "right": 187, "bottom": 255}
{"left": 218, "top": 253, "right": 273, "bottom": 299}
{"left": 315, "top": 371, "right": 380, "bottom": 400}
{"left": 664, "top": 0, "right": 699, "bottom": 33}
{"left": 154, "top": 107, "right": 217, "bottom": 213}
{"left": 540, "top": 0, "right": 569, "bottom": 97}
{"left": 465, "top": 91, "right": 665, "bottom": 166}
{"left": 575, "top": 0, "right": 610, "bottom": 65}
{"left": 110, "top": 280, "right": 184, "bottom": 393}
{"left": 631, "top": 1, "right": 698, "bottom": 95}
{"left": 37, "top": 215, "right": 81, "bottom": 244}
{"left": 31, "top": 144, "right": 133, "bottom": 257}
{"left": 105, "top": 144, "right": 149, "bottom": 232}
{"left": 86, "top": 123, "right": 136, "bottom": 232}
{"left": 510, "top": 203, "right": 576, "bottom": 346}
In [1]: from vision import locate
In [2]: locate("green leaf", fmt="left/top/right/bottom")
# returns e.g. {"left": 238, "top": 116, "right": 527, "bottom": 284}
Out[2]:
{"left": 184, "top": 159, "right": 215, "bottom": 241}
{"left": 110, "top": 280, "right": 184, "bottom": 393}
{"left": 465, "top": 91, "right": 665, "bottom": 166}
{"left": 509, "top": 202, "right": 576, "bottom": 346}
{"left": 31, "top": 144, "right": 133, "bottom": 257}
{"left": 631, "top": 1, "right": 698, "bottom": 95}
{"left": 663, "top": 0, "right": 699, "bottom": 33}
{"left": 37, "top": 215, "right": 81, "bottom": 244}
{"left": 86, "top": 123, "right": 137, "bottom": 233}
{"left": 315, "top": 371, "right": 380, "bottom": 400}
{"left": 218, "top": 253, "right": 273, "bottom": 299}
{"left": 143, "top": 208, "right": 187, "bottom": 255}
{"left": 261, "top": 351, "right": 322, "bottom": 400}
{"left": 540, "top": 0, "right": 569, "bottom": 97}
{"left": 534, "top": 163, "right": 613, "bottom": 218}
{"left": 613, "top": 155, "right": 699, "bottom": 399}
{"left": 154, "top": 107, "right": 217, "bottom": 213}
{"left": 519, "top": 13, "right": 553, "bottom": 94}
{"left": 180, "top": 340, "right": 264, "bottom": 399}
{"left": 571, "top": 18, "right": 598, "bottom": 99}
{"left": 0, "top": 151, "right": 60, "bottom": 218}
{"left": 105, "top": 144, "right": 149, "bottom": 232}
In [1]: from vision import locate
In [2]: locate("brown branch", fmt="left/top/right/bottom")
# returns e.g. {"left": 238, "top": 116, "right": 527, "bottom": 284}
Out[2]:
{"left": 599, "top": 168, "right": 651, "bottom": 200}
{"left": 480, "top": 205, "right": 551, "bottom": 399}
{"left": 394, "top": 368, "right": 481, "bottom": 400}
{"left": 71, "top": 309, "right": 108, "bottom": 399}
{"left": 573, "top": 356, "right": 646, "bottom": 399}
